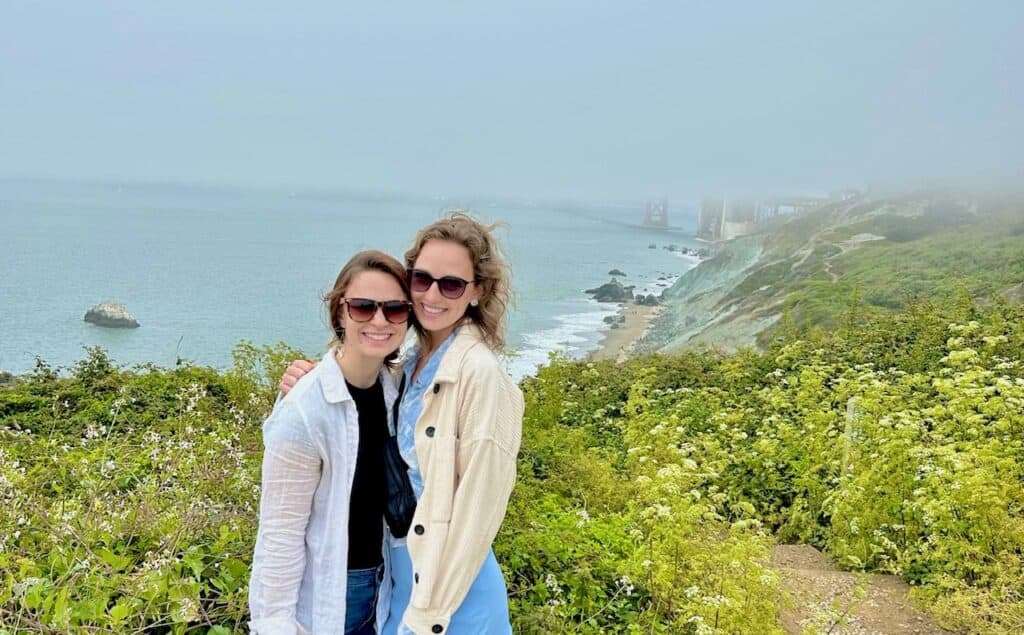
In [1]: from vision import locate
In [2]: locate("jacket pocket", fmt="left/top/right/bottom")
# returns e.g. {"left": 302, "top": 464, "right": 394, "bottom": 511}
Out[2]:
{"left": 430, "top": 436, "right": 457, "bottom": 522}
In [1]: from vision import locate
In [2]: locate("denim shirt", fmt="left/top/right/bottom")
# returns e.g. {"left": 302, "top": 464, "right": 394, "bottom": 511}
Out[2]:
{"left": 398, "top": 329, "right": 459, "bottom": 499}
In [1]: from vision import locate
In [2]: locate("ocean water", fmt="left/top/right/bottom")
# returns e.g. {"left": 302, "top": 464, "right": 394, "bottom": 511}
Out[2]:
{"left": 0, "top": 180, "right": 700, "bottom": 379}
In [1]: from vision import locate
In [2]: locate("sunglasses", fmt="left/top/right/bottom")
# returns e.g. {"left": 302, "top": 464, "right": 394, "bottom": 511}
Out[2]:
{"left": 342, "top": 298, "right": 413, "bottom": 324}
{"left": 408, "top": 269, "right": 476, "bottom": 299}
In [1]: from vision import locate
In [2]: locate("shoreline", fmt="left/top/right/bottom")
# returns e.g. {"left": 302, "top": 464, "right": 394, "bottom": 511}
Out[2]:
{"left": 588, "top": 303, "right": 662, "bottom": 363}
{"left": 585, "top": 254, "right": 703, "bottom": 364}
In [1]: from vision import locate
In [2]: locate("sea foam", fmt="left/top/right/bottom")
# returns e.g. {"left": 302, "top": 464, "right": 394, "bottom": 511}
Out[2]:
{"left": 504, "top": 256, "right": 701, "bottom": 380}
{"left": 505, "top": 302, "right": 620, "bottom": 380}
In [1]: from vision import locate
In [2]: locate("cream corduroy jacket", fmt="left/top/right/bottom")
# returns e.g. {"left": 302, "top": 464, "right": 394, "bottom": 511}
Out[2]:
{"left": 400, "top": 324, "right": 524, "bottom": 635}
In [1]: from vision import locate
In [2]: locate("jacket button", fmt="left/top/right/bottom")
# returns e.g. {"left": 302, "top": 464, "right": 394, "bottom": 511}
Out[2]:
{"left": 425, "top": 426, "right": 435, "bottom": 437}
{"left": 414, "top": 524, "right": 425, "bottom": 535}
{"left": 432, "top": 626, "right": 443, "bottom": 634}
{"left": 414, "top": 573, "right": 419, "bottom": 583}
{"left": 433, "top": 383, "right": 440, "bottom": 394}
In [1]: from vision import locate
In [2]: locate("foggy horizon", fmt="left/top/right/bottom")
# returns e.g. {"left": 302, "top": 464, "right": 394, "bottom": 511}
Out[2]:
{"left": 2, "top": 2, "right": 1023, "bottom": 204}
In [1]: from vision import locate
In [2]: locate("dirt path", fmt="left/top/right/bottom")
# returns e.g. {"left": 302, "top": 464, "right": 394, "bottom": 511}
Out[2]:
{"left": 823, "top": 258, "right": 840, "bottom": 283}
{"left": 772, "top": 545, "right": 950, "bottom": 634}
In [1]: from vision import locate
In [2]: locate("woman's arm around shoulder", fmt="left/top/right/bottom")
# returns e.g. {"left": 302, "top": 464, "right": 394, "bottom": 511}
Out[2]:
{"left": 248, "top": 398, "right": 321, "bottom": 635}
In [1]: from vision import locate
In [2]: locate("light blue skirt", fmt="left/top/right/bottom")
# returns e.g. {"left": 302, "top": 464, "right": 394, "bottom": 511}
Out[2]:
{"left": 382, "top": 543, "right": 512, "bottom": 634}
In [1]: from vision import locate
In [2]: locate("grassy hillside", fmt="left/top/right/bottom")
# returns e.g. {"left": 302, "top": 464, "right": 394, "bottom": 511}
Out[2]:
{"left": 649, "top": 191, "right": 1024, "bottom": 352}
{"left": 2, "top": 297, "right": 1023, "bottom": 633}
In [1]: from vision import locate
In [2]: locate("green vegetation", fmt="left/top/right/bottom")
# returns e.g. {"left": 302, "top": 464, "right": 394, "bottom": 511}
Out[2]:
{"left": 660, "top": 194, "right": 1024, "bottom": 351}
{"left": 0, "top": 343, "right": 299, "bottom": 633}
{"left": 2, "top": 296, "right": 1022, "bottom": 633}
{"left": 508, "top": 297, "right": 1024, "bottom": 633}
{"left": 784, "top": 199, "right": 1023, "bottom": 330}
{"left": 2, "top": 194, "right": 1022, "bottom": 632}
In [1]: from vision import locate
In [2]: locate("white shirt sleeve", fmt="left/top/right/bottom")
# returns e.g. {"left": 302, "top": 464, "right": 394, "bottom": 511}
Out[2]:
{"left": 248, "top": 399, "right": 321, "bottom": 635}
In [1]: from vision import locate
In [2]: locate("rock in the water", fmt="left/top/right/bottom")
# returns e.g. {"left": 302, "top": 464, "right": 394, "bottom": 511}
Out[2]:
{"left": 584, "top": 277, "right": 633, "bottom": 302}
{"left": 636, "top": 294, "right": 660, "bottom": 306}
{"left": 648, "top": 243, "right": 657, "bottom": 249}
{"left": 84, "top": 302, "right": 139, "bottom": 328}
{"left": 608, "top": 268, "right": 627, "bottom": 277}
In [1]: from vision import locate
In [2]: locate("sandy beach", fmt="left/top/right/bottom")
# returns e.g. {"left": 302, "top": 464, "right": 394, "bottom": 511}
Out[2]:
{"left": 589, "top": 304, "right": 662, "bottom": 363}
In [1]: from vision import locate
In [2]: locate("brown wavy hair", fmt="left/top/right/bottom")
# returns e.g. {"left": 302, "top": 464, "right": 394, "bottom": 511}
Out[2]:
{"left": 324, "top": 249, "right": 415, "bottom": 366}
{"left": 404, "top": 211, "right": 511, "bottom": 351}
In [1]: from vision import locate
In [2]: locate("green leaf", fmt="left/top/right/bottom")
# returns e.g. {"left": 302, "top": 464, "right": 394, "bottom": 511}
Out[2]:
{"left": 98, "top": 548, "right": 132, "bottom": 572}
{"left": 109, "top": 599, "right": 133, "bottom": 623}
{"left": 50, "top": 586, "right": 71, "bottom": 629}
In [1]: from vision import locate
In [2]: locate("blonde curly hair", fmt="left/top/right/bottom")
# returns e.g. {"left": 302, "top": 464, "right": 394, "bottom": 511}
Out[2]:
{"left": 404, "top": 211, "right": 512, "bottom": 351}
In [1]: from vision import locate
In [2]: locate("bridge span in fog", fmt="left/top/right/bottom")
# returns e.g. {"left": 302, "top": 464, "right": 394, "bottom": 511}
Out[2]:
{"left": 696, "top": 190, "right": 860, "bottom": 241}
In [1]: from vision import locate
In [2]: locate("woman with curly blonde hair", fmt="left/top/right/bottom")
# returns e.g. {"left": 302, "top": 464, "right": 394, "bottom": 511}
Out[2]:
{"left": 280, "top": 213, "right": 523, "bottom": 634}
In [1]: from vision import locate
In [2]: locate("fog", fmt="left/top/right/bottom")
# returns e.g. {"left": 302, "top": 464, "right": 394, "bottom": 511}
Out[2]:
{"left": 2, "top": 1, "right": 1022, "bottom": 203}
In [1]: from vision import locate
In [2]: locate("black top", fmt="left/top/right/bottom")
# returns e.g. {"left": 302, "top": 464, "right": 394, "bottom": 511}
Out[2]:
{"left": 346, "top": 378, "right": 387, "bottom": 569}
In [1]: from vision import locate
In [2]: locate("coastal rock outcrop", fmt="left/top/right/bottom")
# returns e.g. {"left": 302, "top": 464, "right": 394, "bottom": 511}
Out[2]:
{"left": 84, "top": 302, "right": 140, "bottom": 328}
{"left": 661, "top": 244, "right": 709, "bottom": 258}
{"left": 635, "top": 294, "right": 660, "bottom": 306}
{"left": 608, "top": 268, "right": 627, "bottom": 277}
{"left": 585, "top": 278, "right": 633, "bottom": 302}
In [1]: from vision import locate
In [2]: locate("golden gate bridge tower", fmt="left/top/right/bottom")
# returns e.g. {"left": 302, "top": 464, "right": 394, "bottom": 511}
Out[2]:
{"left": 642, "top": 199, "right": 668, "bottom": 227}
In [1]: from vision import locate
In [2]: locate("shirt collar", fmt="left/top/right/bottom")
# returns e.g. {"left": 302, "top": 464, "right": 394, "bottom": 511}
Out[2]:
{"left": 404, "top": 327, "right": 460, "bottom": 379}
{"left": 320, "top": 348, "right": 400, "bottom": 405}
{"left": 432, "top": 324, "right": 487, "bottom": 384}
{"left": 318, "top": 348, "right": 352, "bottom": 404}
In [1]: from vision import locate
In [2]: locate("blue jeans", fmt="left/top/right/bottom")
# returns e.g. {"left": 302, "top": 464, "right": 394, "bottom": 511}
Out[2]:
{"left": 346, "top": 566, "right": 381, "bottom": 635}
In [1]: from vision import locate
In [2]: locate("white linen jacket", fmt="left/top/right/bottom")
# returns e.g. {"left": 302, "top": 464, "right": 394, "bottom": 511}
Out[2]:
{"left": 400, "top": 325, "right": 524, "bottom": 635}
{"left": 249, "top": 349, "right": 399, "bottom": 635}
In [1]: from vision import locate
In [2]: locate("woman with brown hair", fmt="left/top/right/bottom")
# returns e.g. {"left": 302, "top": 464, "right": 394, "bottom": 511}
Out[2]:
{"left": 280, "top": 214, "right": 524, "bottom": 634}
{"left": 250, "top": 250, "right": 414, "bottom": 635}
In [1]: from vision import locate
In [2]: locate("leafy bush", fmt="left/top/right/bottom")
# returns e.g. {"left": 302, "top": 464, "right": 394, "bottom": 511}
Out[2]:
{"left": 2, "top": 300, "right": 1023, "bottom": 632}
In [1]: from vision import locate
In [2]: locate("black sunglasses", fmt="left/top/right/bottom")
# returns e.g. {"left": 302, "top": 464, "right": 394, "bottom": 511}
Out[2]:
{"left": 407, "top": 269, "right": 475, "bottom": 299}
{"left": 342, "top": 298, "right": 413, "bottom": 324}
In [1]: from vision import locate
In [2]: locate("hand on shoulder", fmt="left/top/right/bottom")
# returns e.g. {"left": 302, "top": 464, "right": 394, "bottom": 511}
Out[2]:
{"left": 279, "top": 359, "right": 317, "bottom": 396}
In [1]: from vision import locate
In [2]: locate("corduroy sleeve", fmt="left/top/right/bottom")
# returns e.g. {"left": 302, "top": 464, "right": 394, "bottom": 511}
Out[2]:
{"left": 401, "top": 350, "right": 524, "bottom": 635}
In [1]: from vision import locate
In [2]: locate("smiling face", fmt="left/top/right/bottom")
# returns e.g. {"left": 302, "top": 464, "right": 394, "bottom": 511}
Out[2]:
{"left": 337, "top": 270, "right": 410, "bottom": 362}
{"left": 410, "top": 239, "right": 483, "bottom": 345}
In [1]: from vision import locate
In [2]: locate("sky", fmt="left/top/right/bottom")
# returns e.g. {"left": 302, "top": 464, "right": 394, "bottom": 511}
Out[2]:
{"left": 2, "top": 1, "right": 1022, "bottom": 203}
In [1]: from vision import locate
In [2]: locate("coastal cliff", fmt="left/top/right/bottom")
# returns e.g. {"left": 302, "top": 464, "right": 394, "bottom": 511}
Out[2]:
{"left": 640, "top": 235, "right": 774, "bottom": 352}
{"left": 639, "top": 190, "right": 1024, "bottom": 354}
